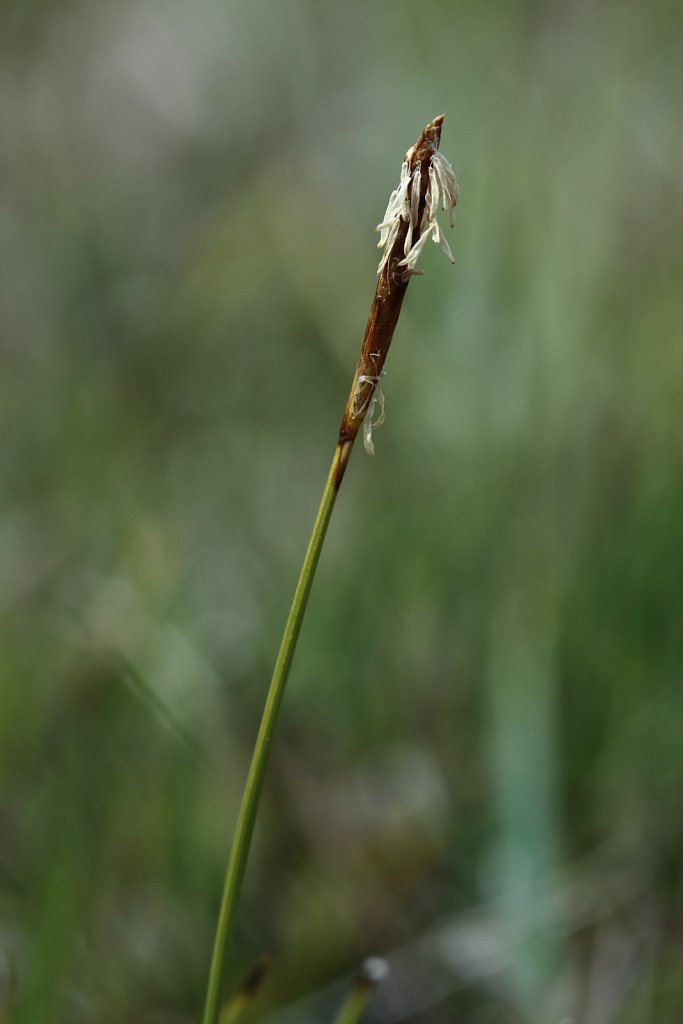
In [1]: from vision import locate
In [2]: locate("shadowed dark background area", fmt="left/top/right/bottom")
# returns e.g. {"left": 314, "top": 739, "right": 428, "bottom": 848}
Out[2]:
{"left": 1, "top": 1, "right": 682, "bottom": 1022}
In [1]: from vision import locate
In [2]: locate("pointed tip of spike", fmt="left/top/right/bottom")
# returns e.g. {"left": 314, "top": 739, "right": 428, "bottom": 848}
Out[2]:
{"left": 410, "top": 116, "right": 445, "bottom": 163}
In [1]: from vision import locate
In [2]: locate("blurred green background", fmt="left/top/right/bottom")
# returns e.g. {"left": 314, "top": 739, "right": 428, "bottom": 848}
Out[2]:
{"left": 1, "top": 1, "right": 682, "bottom": 1021}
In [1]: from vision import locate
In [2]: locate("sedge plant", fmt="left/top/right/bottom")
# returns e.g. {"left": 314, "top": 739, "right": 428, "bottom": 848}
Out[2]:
{"left": 202, "top": 115, "right": 459, "bottom": 1024}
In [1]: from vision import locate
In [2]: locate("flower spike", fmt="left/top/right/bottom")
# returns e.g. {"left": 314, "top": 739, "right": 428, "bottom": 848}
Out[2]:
{"left": 336, "top": 116, "right": 458, "bottom": 477}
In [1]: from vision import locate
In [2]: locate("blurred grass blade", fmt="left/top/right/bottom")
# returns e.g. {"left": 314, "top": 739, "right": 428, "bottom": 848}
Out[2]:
{"left": 219, "top": 954, "right": 273, "bottom": 1024}
{"left": 118, "top": 654, "right": 203, "bottom": 761}
{"left": 330, "top": 958, "right": 389, "bottom": 1024}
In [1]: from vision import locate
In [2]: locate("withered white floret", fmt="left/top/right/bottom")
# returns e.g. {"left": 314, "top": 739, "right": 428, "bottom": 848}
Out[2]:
{"left": 376, "top": 146, "right": 458, "bottom": 276}
{"left": 361, "top": 374, "right": 386, "bottom": 456}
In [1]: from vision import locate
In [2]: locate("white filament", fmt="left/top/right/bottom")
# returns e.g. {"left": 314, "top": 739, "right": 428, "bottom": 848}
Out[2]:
{"left": 376, "top": 146, "right": 458, "bottom": 276}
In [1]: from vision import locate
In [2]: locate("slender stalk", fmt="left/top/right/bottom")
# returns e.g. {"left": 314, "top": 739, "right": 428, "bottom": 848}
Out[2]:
{"left": 202, "top": 115, "right": 457, "bottom": 1024}
{"left": 330, "top": 980, "right": 373, "bottom": 1024}
{"left": 218, "top": 954, "right": 272, "bottom": 1024}
{"left": 331, "top": 958, "right": 389, "bottom": 1024}
{"left": 202, "top": 445, "right": 344, "bottom": 1024}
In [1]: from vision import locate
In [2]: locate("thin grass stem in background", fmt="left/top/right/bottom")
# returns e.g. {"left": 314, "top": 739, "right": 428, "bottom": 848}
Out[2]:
{"left": 218, "top": 954, "right": 272, "bottom": 1024}
{"left": 330, "top": 958, "right": 389, "bottom": 1024}
{"left": 202, "top": 115, "right": 458, "bottom": 1024}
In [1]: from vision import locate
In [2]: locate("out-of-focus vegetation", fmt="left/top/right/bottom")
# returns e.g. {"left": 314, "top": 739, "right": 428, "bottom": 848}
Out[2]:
{"left": 1, "top": 1, "right": 682, "bottom": 1022}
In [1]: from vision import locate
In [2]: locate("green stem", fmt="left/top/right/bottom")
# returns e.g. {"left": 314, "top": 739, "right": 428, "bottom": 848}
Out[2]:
{"left": 330, "top": 984, "right": 373, "bottom": 1024}
{"left": 202, "top": 443, "right": 347, "bottom": 1024}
